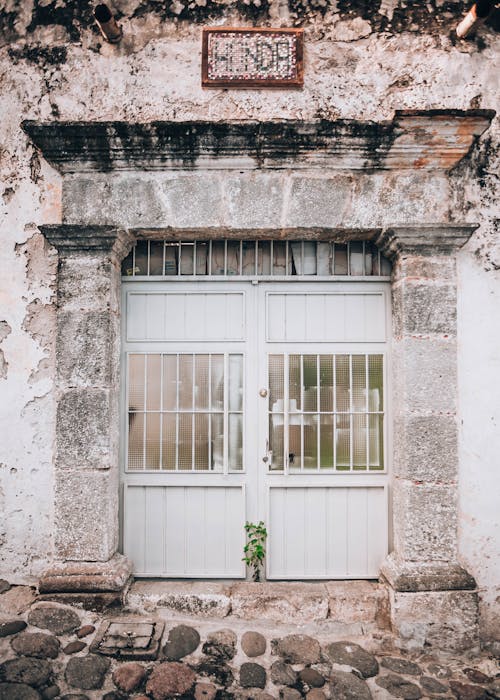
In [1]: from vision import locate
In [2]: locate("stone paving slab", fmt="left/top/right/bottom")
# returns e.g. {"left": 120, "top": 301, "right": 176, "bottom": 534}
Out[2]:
{"left": 0, "top": 582, "right": 499, "bottom": 700}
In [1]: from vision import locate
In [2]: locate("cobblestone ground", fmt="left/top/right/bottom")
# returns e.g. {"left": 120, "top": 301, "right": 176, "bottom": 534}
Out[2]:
{"left": 0, "top": 581, "right": 499, "bottom": 700}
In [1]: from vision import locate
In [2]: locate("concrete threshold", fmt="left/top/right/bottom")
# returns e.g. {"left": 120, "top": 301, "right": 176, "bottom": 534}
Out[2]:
{"left": 125, "top": 580, "right": 391, "bottom": 645}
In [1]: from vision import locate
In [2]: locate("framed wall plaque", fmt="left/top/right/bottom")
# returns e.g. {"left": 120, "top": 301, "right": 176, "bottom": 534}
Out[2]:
{"left": 202, "top": 27, "right": 304, "bottom": 88}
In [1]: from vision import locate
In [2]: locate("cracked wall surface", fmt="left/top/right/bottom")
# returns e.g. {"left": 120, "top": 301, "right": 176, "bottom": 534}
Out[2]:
{"left": 0, "top": 0, "right": 499, "bottom": 645}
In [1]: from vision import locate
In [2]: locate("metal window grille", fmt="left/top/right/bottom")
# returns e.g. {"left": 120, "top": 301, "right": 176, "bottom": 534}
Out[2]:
{"left": 122, "top": 240, "right": 391, "bottom": 278}
{"left": 268, "top": 353, "right": 384, "bottom": 472}
{"left": 127, "top": 353, "right": 243, "bottom": 472}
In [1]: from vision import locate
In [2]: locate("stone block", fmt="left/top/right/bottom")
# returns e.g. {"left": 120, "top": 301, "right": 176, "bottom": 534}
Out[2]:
{"left": 392, "top": 479, "right": 458, "bottom": 561}
{"left": 389, "top": 588, "right": 479, "bottom": 652}
{"left": 393, "top": 254, "right": 457, "bottom": 282}
{"left": 286, "top": 176, "right": 353, "bottom": 228}
{"left": 392, "top": 281, "right": 457, "bottom": 336}
{"left": 381, "top": 553, "right": 476, "bottom": 592}
{"left": 392, "top": 337, "right": 457, "bottom": 415}
{"left": 54, "top": 469, "right": 118, "bottom": 560}
{"left": 39, "top": 554, "right": 132, "bottom": 593}
{"left": 126, "top": 580, "right": 232, "bottom": 618}
{"left": 231, "top": 582, "right": 328, "bottom": 623}
{"left": 57, "top": 254, "right": 115, "bottom": 313}
{"left": 161, "top": 175, "right": 224, "bottom": 228}
{"left": 225, "top": 174, "right": 285, "bottom": 228}
{"left": 393, "top": 413, "right": 458, "bottom": 483}
{"left": 56, "top": 311, "right": 113, "bottom": 387}
{"left": 63, "top": 175, "right": 166, "bottom": 227}
{"left": 326, "top": 581, "right": 390, "bottom": 629}
{"left": 0, "top": 586, "right": 36, "bottom": 615}
{"left": 56, "top": 389, "right": 113, "bottom": 469}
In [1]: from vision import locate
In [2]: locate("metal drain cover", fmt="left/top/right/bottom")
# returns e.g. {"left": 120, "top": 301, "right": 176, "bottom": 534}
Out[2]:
{"left": 90, "top": 618, "right": 165, "bottom": 659}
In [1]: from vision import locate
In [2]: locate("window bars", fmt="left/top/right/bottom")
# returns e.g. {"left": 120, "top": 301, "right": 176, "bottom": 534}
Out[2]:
{"left": 122, "top": 240, "right": 391, "bottom": 278}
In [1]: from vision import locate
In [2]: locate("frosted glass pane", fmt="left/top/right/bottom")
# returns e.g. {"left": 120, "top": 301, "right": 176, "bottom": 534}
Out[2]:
{"left": 304, "top": 417, "right": 318, "bottom": 469}
{"left": 320, "top": 356, "right": 334, "bottom": 411}
{"left": 320, "top": 415, "right": 334, "bottom": 468}
{"left": 369, "top": 355, "right": 384, "bottom": 410}
{"left": 353, "top": 414, "right": 367, "bottom": 470}
{"left": 269, "top": 414, "right": 284, "bottom": 470}
{"left": 269, "top": 355, "right": 284, "bottom": 407}
{"left": 178, "top": 355, "right": 193, "bottom": 410}
{"left": 146, "top": 355, "right": 161, "bottom": 411}
{"left": 303, "top": 355, "right": 318, "bottom": 411}
{"left": 145, "top": 413, "right": 161, "bottom": 470}
{"left": 211, "top": 355, "right": 224, "bottom": 410}
{"left": 178, "top": 414, "right": 193, "bottom": 470}
{"left": 162, "top": 355, "right": 177, "bottom": 410}
{"left": 162, "top": 414, "right": 176, "bottom": 470}
{"left": 128, "top": 355, "right": 145, "bottom": 411}
{"left": 336, "top": 421, "right": 350, "bottom": 470}
{"left": 289, "top": 354, "right": 301, "bottom": 409}
{"left": 369, "top": 414, "right": 383, "bottom": 470}
{"left": 352, "top": 355, "right": 366, "bottom": 411}
{"left": 194, "top": 355, "right": 209, "bottom": 411}
{"left": 229, "top": 414, "right": 243, "bottom": 470}
{"left": 194, "top": 414, "right": 209, "bottom": 470}
{"left": 229, "top": 355, "right": 243, "bottom": 411}
{"left": 211, "top": 414, "right": 224, "bottom": 470}
{"left": 289, "top": 422, "right": 301, "bottom": 469}
{"left": 128, "top": 413, "right": 144, "bottom": 470}
{"left": 335, "top": 355, "right": 350, "bottom": 412}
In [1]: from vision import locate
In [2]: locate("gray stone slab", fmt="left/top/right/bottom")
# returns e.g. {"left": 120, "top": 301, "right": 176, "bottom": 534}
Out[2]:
{"left": 57, "top": 255, "right": 115, "bottom": 314}
{"left": 56, "top": 312, "right": 112, "bottom": 387}
{"left": 224, "top": 174, "right": 285, "bottom": 229}
{"left": 231, "top": 582, "right": 328, "bottom": 623}
{"left": 161, "top": 175, "right": 224, "bottom": 228}
{"left": 392, "top": 281, "right": 457, "bottom": 336}
{"left": 393, "top": 414, "right": 458, "bottom": 483}
{"left": 286, "top": 176, "right": 353, "bottom": 228}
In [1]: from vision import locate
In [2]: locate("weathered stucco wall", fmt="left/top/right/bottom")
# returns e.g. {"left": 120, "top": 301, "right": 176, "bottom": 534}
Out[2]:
{"left": 0, "top": 0, "right": 498, "bottom": 645}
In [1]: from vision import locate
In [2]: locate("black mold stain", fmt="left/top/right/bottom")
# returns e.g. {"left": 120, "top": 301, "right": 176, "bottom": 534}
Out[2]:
{"left": 8, "top": 46, "right": 68, "bottom": 66}
{"left": 27, "top": 0, "right": 94, "bottom": 42}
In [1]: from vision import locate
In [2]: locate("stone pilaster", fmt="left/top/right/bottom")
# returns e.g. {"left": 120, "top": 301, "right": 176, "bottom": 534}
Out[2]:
{"left": 375, "top": 225, "right": 479, "bottom": 650}
{"left": 39, "top": 226, "right": 135, "bottom": 599}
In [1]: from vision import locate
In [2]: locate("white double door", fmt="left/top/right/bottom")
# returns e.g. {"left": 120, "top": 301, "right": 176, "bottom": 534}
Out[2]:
{"left": 122, "top": 280, "right": 389, "bottom": 578}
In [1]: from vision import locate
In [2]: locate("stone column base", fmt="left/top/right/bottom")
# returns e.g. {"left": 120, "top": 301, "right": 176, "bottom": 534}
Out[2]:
{"left": 381, "top": 553, "right": 476, "bottom": 592}
{"left": 38, "top": 553, "right": 133, "bottom": 611}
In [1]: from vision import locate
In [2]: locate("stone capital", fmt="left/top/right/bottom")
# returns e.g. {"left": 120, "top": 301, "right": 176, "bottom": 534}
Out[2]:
{"left": 374, "top": 224, "right": 477, "bottom": 260}
{"left": 40, "top": 225, "right": 135, "bottom": 262}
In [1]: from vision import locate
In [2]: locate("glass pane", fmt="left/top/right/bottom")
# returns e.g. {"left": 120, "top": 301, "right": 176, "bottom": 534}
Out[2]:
{"left": 334, "top": 243, "right": 348, "bottom": 275}
{"left": 320, "top": 355, "right": 333, "bottom": 411}
{"left": 369, "top": 355, "right": 383, "bottom": 410}
{"left": 128, "top": 413, "right": 144, "bottom": 470}
{"left": 229, "top": 355, "right": 243, "bottom": 411}
{"left": 369, "top": 414, "right": 384, "bottom": 470}
{"left": 303, "top": 415, "right": 318, "bottom": 469}
{"left": 269, "top": 414, "right": 284, "bottom": 470}
{"left": 302, "top": 241, "right": 317, "bottom": 275}
{"left": 273, "top": 241, "right": 287, "bottom": 275}
{"left": 269, "top": 355, "right": 284, "bottom": 408}
{"left": 335, "top": 355, "right": 350, "bottom": 412}
{"left": 289, "top": 354, "right": 301, "bottom": 409}
{"left": 320, "top": 415, "right": 334, "bottom": 468}
{"left": 350, "top": 241, "right": 364, "bottom": 276}
{"left": 227, "top": 241, "right": 240, "bottom": 275}
{"left": 149, "top": 241, "right": 164, "bottom": 275}
{"left": 303, "top": 355, "right": 318, "bottom": 411}
{"left": 289, "top": 421, "right": 301, "bottom": 470}
{"left": 180, "top": 243, "right": 194, "bottom": 275}
{"left": 195, "top": 242, "right": 208, "bottom": 275}
{"left": 194, "top": 355, "right": 209, "bottom": 411}
{"left": 211, "top": 241, "right": 225, "bottom": 275}
{"left": 211, "top": 414, "right": 224, "bottom": 470}
{"left": 353, "top": 413, "right": 367, "bottom": 470}
{"left": 128, "top": 355, "right": 145, "bottom": 411}
{"left": 211, "top": 355, "right": 224, "bottom": 410}
{"left": 134, "top": 240, "right": 148, "bottom": 275}
{"left": 178, "top": 413, "right": 193, "bottom": 470}
{"left": 352, "top": 355, "right": 366, "bottom": 412}
{"left": 161, "top": 413, "right": 176, "bottom": 470}
{"left": 145, "top": 413, "right": 161, "bottom": 469}
{"left": 122, "top": 248, "right": 135, "bottom": 276}
{"left": 258, "top": 241, "right": 271, "bottom": 275}
{"left": 229, "top": 414, "right": 243, "bottom": 470}
{"left": 178, "top": 355, "right": 193, "bottom": 410}
{"left": 336, "top": 415, "right": 350, "bottom": 470}
{"left": 164, "top": 244, "right": 178, "bottom": 275}
{"left": 146, "top": 354, "right": 161, "bottom": 411}
{"left": 194, "top": 414, "right": 209, "bottom": 470}
{"left": 241, "top": 241, "right": 256, "bottom": 274}
{"left": 381, "top": 255, "right": 392, "bottom": 276}
{"left": 162, "top": 355, "right": 177, "bottom": 411}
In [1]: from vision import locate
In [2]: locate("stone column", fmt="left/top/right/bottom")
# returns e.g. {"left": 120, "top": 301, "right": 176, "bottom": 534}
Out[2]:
{"left": 376, "top": 224, "right": 479, "bottom": 651}
{"left": 38, "top": 226, "right": 135, "bottom": 603}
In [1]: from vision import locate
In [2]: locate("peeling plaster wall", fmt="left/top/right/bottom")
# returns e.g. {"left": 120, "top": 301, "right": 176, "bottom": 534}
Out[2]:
{"left": 0, "top": 1, "right": 499, "bottom": 643}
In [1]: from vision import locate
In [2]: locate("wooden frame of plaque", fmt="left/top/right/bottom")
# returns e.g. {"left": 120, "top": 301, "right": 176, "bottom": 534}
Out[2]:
{"left": 202, "top": 27, "right": 304, "bottom": 88}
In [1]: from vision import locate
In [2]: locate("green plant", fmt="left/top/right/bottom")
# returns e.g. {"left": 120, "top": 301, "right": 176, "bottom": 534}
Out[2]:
{"left": 242, "top": 521, "right": 267, "bottom": 582}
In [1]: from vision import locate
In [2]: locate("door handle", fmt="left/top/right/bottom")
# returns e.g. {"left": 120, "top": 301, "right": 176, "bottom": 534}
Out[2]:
{"left": 262, "top": 438, "right": 272, "bottom": 464}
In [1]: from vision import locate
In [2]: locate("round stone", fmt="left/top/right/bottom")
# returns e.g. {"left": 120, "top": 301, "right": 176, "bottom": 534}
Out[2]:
{"left": 270, "top": 660, "right": 298, "bottom": 687}
{"left": 28, "top": 603, "right": 80, "bottom": 636}
{"left": 463, "top": 668, "right": 491, "bottom": 684}
{"left": 307, "top": 691, "right": 327, "bottom": 700}
{"left": 112, "top": 662, "right": 147, "bottom": 693}
{"left": 241, "top": 631, "right": 267, "bottom": 658}
{"left": 326, "top": 641, "right": 379, "bottom": 678}
{"left": 63, "top": 641, "right": 86, "bottom": 655}
{"left": 202, "top": 628, "right": 237, "bottom": 660}
{"left": 299, "top": 668, "right": 325, "bottom": 688}
{"left": 41, "top": 686, "right": 60, "bottom": 700}
{"left": 449, "top": 681, "right": 488, "bottom": 700}
{"left": 376, "top": 674, "right": 422, "bottom": 699}
{"left": 0, "top": 619, "right": 27, "bottom": 637}
{"left": 76, "top": 625, "right": 95, "bottom": 639}
{"left": 65, "top": 655, "right": 110, "bottom": 690}
{"left": 0, "top": 683, "right": 41, "bottom": 700}
{"left": 194, "top": 681, "right": 217, "bottom": 700}
{"left": 280, "top": 690, "right": 302, "bottom": 700}
{"left": 0, "top": 580, "right": 11, "bottom": 594}
{"left": 275, "top": 634, "right": 321, "bottom": 664}
{"left": 380, "top": 657, "right": 422, "bottom": 676}
{"left": 163, "top": 624, "right": 200, "bottom": 660}
{"left": 11, "top": 632, "right": 60, "bottom": 659}
{"left": 240, "top": 663, "right": 267, "bottom": 689}
{"left": 420, "top": 676, "right": 448, "bottom": 694}
{"left": 426, "top": 663, "right": 452, "bottom": 679}
{"left": 146, "top": 662, "right": 196, "bottom": 699}
{"left": 329, "top": 671, "right": 373, "bottom": 700}
{"left": 195, "top": 659, "right": 233, "bottom": 687}
{"left": 0, "top": 658, "right": 52, "bottom": 688}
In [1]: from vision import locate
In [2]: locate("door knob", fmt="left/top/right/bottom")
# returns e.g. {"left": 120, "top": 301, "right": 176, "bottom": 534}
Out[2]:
{"left": 259, "top": 388, "right": 268, "bottom": 398}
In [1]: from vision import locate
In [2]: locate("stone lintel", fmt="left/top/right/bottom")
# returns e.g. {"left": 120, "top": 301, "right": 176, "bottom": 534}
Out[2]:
{"left": 40, "top": 224, "right": 135, "bottom": 260}
{"left": 381, "top": 553, "right": 476, "bottom": 593}
{"left": 38, "top": 553, "right": 133, "bottom": 594}
{"left": 375, "top": 224, "right": 478, "bottom": 259}
{"left": 131, "top": 226, "right": 383, "bottom": 242}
